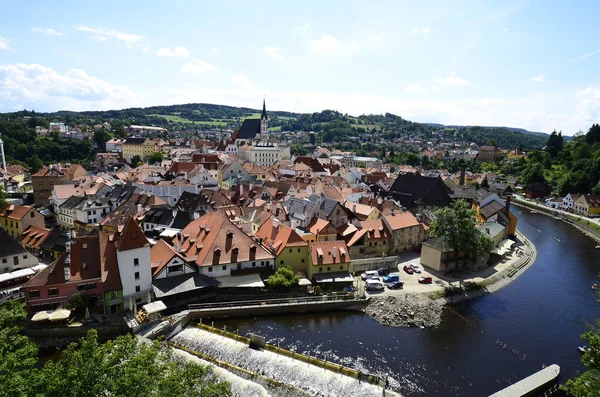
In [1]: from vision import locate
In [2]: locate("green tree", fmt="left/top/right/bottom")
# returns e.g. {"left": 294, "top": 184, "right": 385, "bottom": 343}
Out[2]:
{"left": 267, "top": 266, "right": 300, "bottom": 289}
{"left": 586, "top": 123, "right": 600, "bottom": 144}
{"left": 93, "top": 129, "right": 111, "bottom": 152}
{"left": 520, "top": 162, "right": 546, "bottom": 186}
{"left": 431, "top": 200, "right": 490, "bottom": 257}
{"left": 26, "top": 154, "right": 44, "bottom": 174}
{"left": 564, "top": 319, "right": 600, "bottom": 395}
{"left": 545, "top": 130, "right": 564, "bottom": 158}
{"left": 148, "top": 151, "right": 164, "bottom": 164}
{"left": 487, "top": 139, "right": 497, "bottom": 147}
{"left": 131, "top": 155, "right": 142, "bottom": 166}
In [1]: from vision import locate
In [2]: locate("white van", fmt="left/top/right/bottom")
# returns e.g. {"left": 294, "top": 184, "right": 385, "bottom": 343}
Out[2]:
{"left": 361, "top": 270, "right": 380, "bottom": 280}
{"left": 365, "top": 279, "right": 385, "bottom": 291}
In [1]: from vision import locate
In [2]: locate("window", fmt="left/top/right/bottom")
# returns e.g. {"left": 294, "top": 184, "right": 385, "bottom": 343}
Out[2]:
{"left": 289, "top": 249, "right": 292, "bottom": 253}
{"left": 48, "top": 288, "right": 59, "bottom": 296}
{"left": 383, "top": 241, "right": 386, "bottom": 245}
{"left": 29, "top": 290, "right": 40, "bottom": 298}
{"left": 340, "top": 266, "right": 343, "bottom": 270}
{"left": 110, "top": 291, "right": 117, "bottom": 299}
{"left": 222, "top": 265, "right": 226, "bottom": 271}
{"left": 77, "top": 284, "right": 86, "bottom": 292}
{"left": 135, "top": 272, "right": 140, "bottom": 280}
{"left": 369, "top": 242, "right": 372, "bottom": 246}
{"left": 252, "top": 262, "right": 256, "bottom": 266}
{"left": 327, "top": 267, "right": 331, "bottom": 271}
{"left": 23, "top": 255, "right": 27, "bottom": 260}
{"left": 1, "top": 259, "right": 5, "bottom": 264}
{"left": 135, "top": 285, "right": 141, "bottom": 293}
{"left": 208, "top": 267, "right": 213, "bottom": 272}
{"left": 280, "top": 260, "right": 284, "bottom": 265}
{"left": 319, "top": 267, "right": 323, "bottom": 273}
{"left": 30, "top": 212, "right": 35, "bottom": 218}
{"left": 261, "top": 261, "right": 264, "bottom": 266}
{"left": 301, "top": 259, "right": 305, "bottom": 263}
{"left": 374, "top": 242, "right": 377, "bottom": 246}
{"left": 134, "top": 258, "right": 139, "bottom": 266}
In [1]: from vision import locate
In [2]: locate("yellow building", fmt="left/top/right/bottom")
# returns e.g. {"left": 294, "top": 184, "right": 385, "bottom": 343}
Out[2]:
{"left": 345, "top": 202, "right": 380, "bottom": 221}
{"left": 574, "top": 195, "right": 600, "bottom": 218}
{"left": 255, "top": 217, "right": 310, "bottom": 273}
{"left": 0, "top": 204, "right": 45, "bottom": 239}
{"left": 122, "top": 138, "right": 157, "bottom": 163}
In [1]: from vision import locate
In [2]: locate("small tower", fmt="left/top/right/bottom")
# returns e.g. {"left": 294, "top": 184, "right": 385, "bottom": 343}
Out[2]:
{"left": 260, "top": 97, "right": 268, "bottom": 140}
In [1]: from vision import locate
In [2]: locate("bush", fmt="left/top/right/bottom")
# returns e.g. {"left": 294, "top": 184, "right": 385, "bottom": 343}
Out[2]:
{"left": 314, "top": 285, "right": 322, "bottom": 296}
{"left": 266, "top": 266, "right": 300, "bottom": 289}
{"left": 65, "top": 293, "right": 86, "bottom": 310}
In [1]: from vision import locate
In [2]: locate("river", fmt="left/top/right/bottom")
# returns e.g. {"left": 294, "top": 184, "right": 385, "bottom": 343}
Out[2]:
{"left": 216, "top": 209, "right": 600, "bottom": 396}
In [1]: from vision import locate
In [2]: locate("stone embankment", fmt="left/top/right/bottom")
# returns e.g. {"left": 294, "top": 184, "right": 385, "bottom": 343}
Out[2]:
{"left": 363, "top": 295, "right": 443, "bottom": 328}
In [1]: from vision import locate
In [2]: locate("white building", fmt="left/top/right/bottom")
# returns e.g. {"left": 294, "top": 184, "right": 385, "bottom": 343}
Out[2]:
{"left": 116, "top": 218, "right": 153, "bottom": 312}
{"left": 330, "top": 155, "right": 382, "bottom": 169}
{"left": 562, "top": 193, "right": 580, "bottom": 211}
{"left": 106, "top": 138, "right": 124, "bottom": 153}
{"left": 238, "top": 143, "right": 291, "bottom": 166}
{"left": 75, "top": 197, "right": 112, "bottom": 225}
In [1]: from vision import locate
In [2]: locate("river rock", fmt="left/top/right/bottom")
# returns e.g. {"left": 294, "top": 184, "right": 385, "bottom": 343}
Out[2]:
{"left": 363, "top": 294, "right": 443, "bottom": 328}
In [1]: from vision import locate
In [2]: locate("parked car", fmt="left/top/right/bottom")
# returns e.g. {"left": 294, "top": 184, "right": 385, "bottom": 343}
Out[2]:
{"left": 418, "top": 276, "right": 433, "bottom": 284}
{"left": 365, "top": 279, "right": 385, "bottom": 291}
{"left": 411, "top": 264, "right": 422, "bottom": 273}
{"left": 387, "top": 281, "right": 404, "bottom": 290}
{"left": 377, "top": 268, "right": 390, "bottom": 276}
{"left": 361, "top": 270, "right": 380, "bottom": 280}
{"left": 382, "top": 274, "right": 400, "bottom": 284}
{"left": 403, "top": 265, "right": 414, "bottom": 274}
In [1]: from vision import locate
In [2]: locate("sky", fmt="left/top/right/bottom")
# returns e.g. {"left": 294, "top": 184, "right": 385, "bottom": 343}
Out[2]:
{"left": 1, "top": 0, "right": 600, "bottom": 135}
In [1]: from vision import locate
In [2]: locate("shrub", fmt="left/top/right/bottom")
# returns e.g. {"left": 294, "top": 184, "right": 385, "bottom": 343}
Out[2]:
{"left": 266, "top": 266, "right": 300, "bottom": 289}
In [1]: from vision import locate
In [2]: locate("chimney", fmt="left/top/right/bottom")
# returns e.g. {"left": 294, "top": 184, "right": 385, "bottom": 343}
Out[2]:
{"left": 377, "top": 197, "right": 382, "bottom": 205}
{"left": 273, "top": 218, "right": 280, "bottom": 229}
{"left": 250, "top": 183, "right": 253, "bottom": 192}
{"left": 505, "top": 196, "right": 512, "bottom": 215}
{"left": 291, "top": 219, "right": 297, "bottom": 229}
{"left": 137, "top": 204, "right": 142, "bottom": 216}
{"left": 240, "top": 184, "right": 243, "bottom": 195}
{"left": 459, "top": 166, "right": 466, "bottom": 186}
{"left": 333, "top": 246, "right": 338, "bottom": 258}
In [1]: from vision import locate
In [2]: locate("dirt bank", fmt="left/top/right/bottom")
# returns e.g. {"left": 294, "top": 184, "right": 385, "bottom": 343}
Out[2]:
{"left": 363, "top": 295, "right": 444, "bottom": 328}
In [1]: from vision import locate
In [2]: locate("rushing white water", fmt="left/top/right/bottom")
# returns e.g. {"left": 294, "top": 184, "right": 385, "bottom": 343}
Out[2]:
{"left": 172, "top": 349, "right": 272, "bottom": 397}
{"left": 171, "top": 327, "right": 387, "bottom": 397}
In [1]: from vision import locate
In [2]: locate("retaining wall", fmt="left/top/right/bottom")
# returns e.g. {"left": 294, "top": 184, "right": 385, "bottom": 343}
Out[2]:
{"left": 350, "top": 256, "right": 399, "bottom": 273}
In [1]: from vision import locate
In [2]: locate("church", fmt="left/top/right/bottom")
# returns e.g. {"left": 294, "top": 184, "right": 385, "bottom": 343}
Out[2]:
{"left": 225, "top": 99, "right": 290, "bottom": 166}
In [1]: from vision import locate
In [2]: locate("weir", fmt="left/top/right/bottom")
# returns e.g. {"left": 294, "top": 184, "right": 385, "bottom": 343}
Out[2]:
{"left": 170, "top": 324, "right": 402, "bottom": 397}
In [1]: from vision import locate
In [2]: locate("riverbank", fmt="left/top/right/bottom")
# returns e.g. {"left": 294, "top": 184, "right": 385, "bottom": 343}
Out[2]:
{"left": 364, "top": 229, "right": 538, "bottom": 328}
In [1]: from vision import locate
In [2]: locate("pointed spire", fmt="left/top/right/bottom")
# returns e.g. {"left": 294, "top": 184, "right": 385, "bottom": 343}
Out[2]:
{"left": 261, "top": 96, "right": 267, "bottom": 120}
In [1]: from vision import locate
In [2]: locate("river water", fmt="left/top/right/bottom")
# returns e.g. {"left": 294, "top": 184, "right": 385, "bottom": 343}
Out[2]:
{"left": 216, "top": 209, "right": 600, "bottom": 396}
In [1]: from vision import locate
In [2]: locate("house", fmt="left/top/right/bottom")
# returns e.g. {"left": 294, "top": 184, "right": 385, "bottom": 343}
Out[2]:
{"left": 309, "top": 196, "right": 350, "bottom": 227}
{"left": 106, "top": 138, "right": 124, "bottom": 153}
{"left": 177, "top": 211, "right": 274, "bottom": 278}
{"left": 562, "top": 193, "right": 581, "bottom": 212}
{"left": 122, "top": 138, "right": 157, "bottom": 163}
{"left": 38, "top": 228, "right": 67, "bottom": 261}
{"left": 22, "top": 233, "right": 104, "bottom": 313}
{"left": 0, "top": 204, "right": 45, "bottom": 238}
{"left": 100, "top": 193, "right": 167, "bottom": 232}
{"left": 488, "top": 183, "right": 513, "bottom": 197}
{"left": 284, "top": 197, "right": 320, "bottom": 228}
{"left": 5, "top": 164, "right": 29, "bottom": 184}
{"left": 574, "top": 195, "right": 600, "bottom": 217}
{"left": 523, "top": 182, "right": 551, "bottom": 200}
{"left": 477, "top": 146, "right": 502, "bottom": 162}
{"left": 57, "top": 196, "right": 85, "bottom": 229}
{"left": 18, "top": 226, "right": 52, "bottom": 258}
{"left": 255, "top": 217, "right": 309, "bottom": 273}
{"left": 505, "top": 148, "right": 526, "bottom": 160}
{"left": 306, "top": 218, "right": 339, "bottom": 242}
{"left": 218, "top": 162, "right": 250, "bottom": 187}
{"left": 345, "top": 202, "right": 380, "bottom": 221}
{"left": 477, "top": 222, "right": 507, "bottom": 248}
{"left": 0, "top": 229, "right": 38, "bottom": 273}
{"left": 32, "top": 163, "right": 87, "bottom": 206}
{"left": 420, "top": 237, "right": 457, "bottom": 272}
{"left": 308, "top": 240, "right": 352, "bottom": 286}
{"left": 477, "top": 194, "right": 517, "bottom": 238}
{"left": 387, "top": 174, "right": 451, "bottom": 211}
{"left": 346, "top": 219, "right": 391, "bottom": 258}
{"left": 382, "top": 211, "right": 427, "bottom": 254}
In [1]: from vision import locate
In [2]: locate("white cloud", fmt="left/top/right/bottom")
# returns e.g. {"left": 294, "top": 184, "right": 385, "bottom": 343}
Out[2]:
{"left": 405, "top": 84, "right": 428, "bottom": 94}
{"left": 264, "top": 46, "right": 286, "bottom": 62}
{"left": 503, "top": 27, "right": 508, "bottom": 32}
{"left": 0, "top": 63, "right": 143, "bottom": 111}
{"left": 294, "top": 23, "right": 311, "bottom": 35}
{"left": 212, "top": 48, "right": 218, "bottom": 52}
{"left": 230, "top": 75, "right": 261, "bottom": 90}
{"left": 410, "top": 27, "right": 431, "bottom": 35}
{"left": 308, "top": 35, "right": 357, "bottom": 55}
{"left": 31, "top": 28, "right": 63, "bottom": 36}
{"left": 180, "top": 60, "right": 218, "bottom": 74}
{"left": 532, "top": 75, "right": 546, "bottom": 83}
{"left": 75, "top": 25, "right": 144, "bottom": 47}
{"left": 0, "top": 37, "right": 12, "bottom": 51}
{"left": 92, "top": 36, "right": 108, "bottom": 42}
{"left": 142, "top": 44, "right": 150, "bottom": 52}
{"left": 155, "top": 47, "right": 190, "bottom": 58}
{"left": 437, "top": 71, "right": 468, "bottom": 87}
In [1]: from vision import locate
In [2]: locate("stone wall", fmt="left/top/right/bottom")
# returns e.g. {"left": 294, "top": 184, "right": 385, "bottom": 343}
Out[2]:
{"left": 349, "top": 256, "right": 398, "bottom": 274}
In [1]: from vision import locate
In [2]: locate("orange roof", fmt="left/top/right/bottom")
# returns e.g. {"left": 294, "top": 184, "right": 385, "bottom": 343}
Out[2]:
{"left": 347, "top": 219, "right": 391, "bottom": 246}
{"left": 255, "top": 216, "right": 307, "bottom": 256}
{"left": 0, "top": 204, "right": 33, "bottom": 220}
{"left": 18, "top": 226, "right": 51, "bottom": 248}
{"left": 180, "top": 212, "right": 273, "bottom": 267}
{"left": 117, "top": 217, "right": 150, "bottom": 251}
{"left": 307, "top": 218, "right": 331, "bottom": 235}
{"left": 310, "top": 240, "right": 351, "bottom": 266}
{"left": 344, "top": 202, "right": 378, "bottom": 218}
{"left": 383, "top": 211, "right": 420, "bottom": 230}
{"left": 151, "top": 239, "right": 188, "bottom": 276}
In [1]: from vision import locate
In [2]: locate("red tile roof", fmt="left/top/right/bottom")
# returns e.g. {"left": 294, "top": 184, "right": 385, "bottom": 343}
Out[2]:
{"left": 0, "top": 204, "right": 33, "bottom": 220}
{"left": 117, "top": 217, "right": 150, "bottom": 251}
{"left": 310, "top": 240, "right": 351, "bottom": 266}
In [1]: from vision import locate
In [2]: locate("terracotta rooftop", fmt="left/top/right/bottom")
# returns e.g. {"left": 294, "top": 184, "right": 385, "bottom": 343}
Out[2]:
{"left": 151, "top": 239, "right": 189, "bottom": 277}
{"left": 309, "top": 240, "right": 351, "bottom": 266}
{"left": 18, "top": 226, "right": 51, "bottom": 248}
{"left": 117, "top": 217, "right": 150, "bottom": 251}
{"left": 255, "top": 216, "right": 307, "bottom": 256}
{"left": 0, "top": 204, "right": 33, "bottom": 220}
{"left": 382, "top": 211, "right": 420, "bottom": 230}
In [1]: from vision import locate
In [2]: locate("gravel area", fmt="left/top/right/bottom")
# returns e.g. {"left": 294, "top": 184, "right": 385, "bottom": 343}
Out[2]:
{"left": 363, "top": 294, "right": 444, "bottom": 328}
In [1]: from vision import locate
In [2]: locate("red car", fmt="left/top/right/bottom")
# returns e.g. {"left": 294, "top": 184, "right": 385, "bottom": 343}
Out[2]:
{"left": 403, "top": 265, "right": 414, "bottom": 274}
{"left": 418, "top": 276, "right": 433, "bottom": 284}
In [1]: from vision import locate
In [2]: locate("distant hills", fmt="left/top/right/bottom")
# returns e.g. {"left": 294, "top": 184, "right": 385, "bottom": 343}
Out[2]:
{"left": 426, "top": 123, "right": 549, "bottom": 139}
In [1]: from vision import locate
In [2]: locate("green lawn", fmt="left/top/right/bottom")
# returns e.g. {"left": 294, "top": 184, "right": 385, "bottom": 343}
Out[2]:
{"left": 148, "top": 114, "right": 229, "bottom": 126}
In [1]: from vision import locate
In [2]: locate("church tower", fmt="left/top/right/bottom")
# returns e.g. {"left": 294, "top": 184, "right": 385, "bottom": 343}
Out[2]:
{"left": 260, "top": 98, "right": 269, "bottom": 140}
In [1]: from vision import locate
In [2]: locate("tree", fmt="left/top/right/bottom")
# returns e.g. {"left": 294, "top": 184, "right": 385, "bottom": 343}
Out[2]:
{"left": 586, "top": 123, "right": 600, "bottom": 144}
{"left": 520, "top": 162, "right": 546, "bottom": 186}
{"left": 318, "top": 152, "right": 329, "bottom": 159}
{"left": 0, "top": 302, "right": 231, "bottom": 397}
{"left": 148, "top": 151, "right": 164, "bottom": 164}
{"left": 564, "top": 319, "right": 600, "bottom": 395}
{"left": 93, "top": 129, "right": 110, "bottom": 152}
{"left": 131, "top": 155, "right": 142, "bottom": 167}
{"left": 545, "top": 130, "right": 564, "bottom": 158}
{"left": 487, "top": 139, "right": 497, "bottom": 147}
{"left": 430, "top": 200, "right": 489, "bottom": 257}
{"left": 266, "top": 266, "right": 300, "bottom": 289}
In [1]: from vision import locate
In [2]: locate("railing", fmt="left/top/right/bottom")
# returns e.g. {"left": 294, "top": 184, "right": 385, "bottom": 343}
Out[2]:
{"left": 189, "top": 293, "right": 364, "bottom": 311}
{"left": 0, "top": 291, "right": 25, "bottom": 304}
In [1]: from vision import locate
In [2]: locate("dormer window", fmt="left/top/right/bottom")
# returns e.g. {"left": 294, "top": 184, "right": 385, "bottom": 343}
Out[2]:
{"left": 232, "top": 247, "right": 239, "bottom": 255}
{"left": 226, "top": 231, "right": 234, "bottom": 239}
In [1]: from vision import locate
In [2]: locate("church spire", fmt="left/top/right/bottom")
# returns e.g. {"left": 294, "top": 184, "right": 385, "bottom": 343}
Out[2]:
{"left": 261, "top": 97, "right": 267, "bottom": 120}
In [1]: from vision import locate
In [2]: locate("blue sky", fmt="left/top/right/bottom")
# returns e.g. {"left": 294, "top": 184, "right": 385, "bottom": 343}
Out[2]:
{"left": 1, "top": 0, "right": 600, "bottom": 134}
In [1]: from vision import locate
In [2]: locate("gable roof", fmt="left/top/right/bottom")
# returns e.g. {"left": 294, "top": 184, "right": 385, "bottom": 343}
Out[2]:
{"left": 382, "top": 211, "right": 420, "bottom": 230}
{"left": 310, "top": 240, "right": 351, "bottom": 266}
{"left": 151, "top": 239, "right": 190, "bottom": 277}
{"left": 389, "top": 174, "right": 451, "bottom": 207}
{"left": 117, "top": 217, "right": 150, "bottom": 251}
{"left": 0, "top": 204, "right": 33, "bottom": 220}
{"left": 18, "top": 226, "right": 51, "bottom": 248}
{"left": 0, "top": 229, "right": 29, "bottom": 258}
{"left": 180, "top": 211, "right": 273, "bottom": 267}
{"left": 235, "top": 118, "right": 261, "bottom": 140}
{"left": 255, "top": 216, "right": 307, "bottom": 256}
{"left": 99, "top": 232, "right": 122, "bottom": 292}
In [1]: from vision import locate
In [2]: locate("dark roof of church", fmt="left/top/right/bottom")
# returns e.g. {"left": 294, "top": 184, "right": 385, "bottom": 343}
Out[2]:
{"left": 236, "top": 119, "right": 261, "bottom": 140}
{"left": 389, "top": 174, "right": 451, "bottom": 207}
